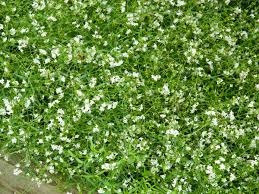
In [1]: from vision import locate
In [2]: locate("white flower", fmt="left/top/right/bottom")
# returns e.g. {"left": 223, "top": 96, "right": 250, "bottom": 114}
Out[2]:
{"left": 33, "top": 58, "right": 41, "bottom": 64}
{"left": 205, "top": 110, "right": 216, "bottom": 116}
{"left": 39, "top": 49, "right": 47, "bottom": 55}
{"left": 4, "top": 80, "right": 10, "bottom": 88}
{"left": 229, "top": 111, "right": 235, "bottom": 121}
{"left": 101, "top": 162, "right": 116, "bottom": 171}
{"left": 45, "top": 58, "right": 51, "bottom": 64}
{"left": 60, "top": 76, "right": 66, "bottom": 82}
{"left": 57, "top": 116, "right": 65, "bottom": 126}
{"left": 25, "top": 99, "right": 31, "bottom": 108}
{"left": 38, "top": 139, "right": 44, "bottom": 144}
{"left": 177, "top": 0, "right": 186, "bottom": 7}
{"left": 7, "top": 130, "right": 14, "bottom": 135}
{"left": 121, "top": 2, "right": 126, "bottom": 13}
{"left": 57, "top": 109, "right": 65, "bottom": 115}
{"left": 110, "top": 60, "right": 123, "bottom": 68}
{"left": 106, "top": 153, "right": 116, "bottom": 160}
{"left": 132, "top": 72, "right": 139, "bottom": 77}
{"left": 93, "top": 126, "right": 100, "bottom": 133}
{"left": 112, "top": 101, "right": 118, "bottom": 109}
{"left": 230, "top": 173, "right": 236, "bottom": 181}
{"left": 234, "top": 7, "right": 242, "bottom": 14}
{"left": 47, "top": 16, "right": 57, "bottom": 22}
{"left": 81, "top": 99, "right": 91, "bottom": 113}
{"left": 191, "top": 48, "right": 197, "bottom": 56}
{"left": 13, "top": 168, "right": 22, "bottom": 176}
{"left": 32, "top": 1, "right": 46, "bottom": 10}
{"left": 166, "top": 129, "right": 179, "bottom": 136}
{"left": 56, "top": 87, "right": 63, "bottom": 94}
{"left": 206, "top": 165, "right": 213, "bottom": 174}
{"left": 18, "top": 39, "right": 29, "bottom": 52}
{"left": 51, "top": 48, "right": 60, "bottom": 59}
{"left": 10, "top": 28, "right": 16, "bottom": 35}
{"left": 126, "top": 29, "right": 131, "bottom": 35}
{"left": 122, "top": 52, "right": 128, "bottom": 57}
{"left": 48, "top": 166, "right": 55, "bottom": 174}
{"left": 248, "top": 101, "right": 254, "bottom": 108}
{"left": 161, "top": 83, "right": 170, "bottom": 96}
{"left": 212, "top": 118, "right": 218, "bottom": 126}
{"left": 11, "top": 137, "right": 17, "bottom": 144}
{"left": 110, "top": 76, "right": 121, "bottom": 84}
{"left": 219, "top": 163, "right": 225, "bottom": 170}
{"left": 89, "top": 77, "right": 97, "bottom": 88}
{"left": 151, "top": 75, "right": 161, "bottom": 81}
{"left": 5, "top": 16, "right": 11, "bottom": 23}
{"left": 20, "top": 28, "right": 29, "bottom": 33}
{"left": 0, "top": 108, "right": 6, "bottom": 115}
{"left": 98, "top": 188, "right": 105, "bottom": 194}
{"left": 250, "top": 139, "right": 256, "bottom": 148}
{"left": 239, "top": 71, "right": 248, "bottom": 80}
{"left": 225, "top": 0, "right": 231, "bottom": 5}
{"left": 41, "top": 32, "right": 47, "bottom": 37}
{"left": 3, "top": 98, "right": 13, "bottom": 114}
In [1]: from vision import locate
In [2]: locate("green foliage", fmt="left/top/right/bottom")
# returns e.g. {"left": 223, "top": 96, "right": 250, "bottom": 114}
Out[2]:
{"left": 0, "top": 0, "right": 258, "bottom": 193}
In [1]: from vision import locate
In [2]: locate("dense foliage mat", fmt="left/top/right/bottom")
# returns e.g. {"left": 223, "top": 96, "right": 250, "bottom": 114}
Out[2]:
{"left": 0, "top": 0, "right": 258, "bottom": 193}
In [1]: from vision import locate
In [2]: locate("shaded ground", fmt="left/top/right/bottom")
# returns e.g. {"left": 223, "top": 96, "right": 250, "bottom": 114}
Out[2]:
{"left": 0, "top": 160, "right": 63, "bottom": 194}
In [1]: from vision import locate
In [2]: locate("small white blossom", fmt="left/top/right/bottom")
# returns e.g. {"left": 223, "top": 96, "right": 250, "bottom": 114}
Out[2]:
{"left": 212, "top": 118, "right": 218, "bottom": 126}
{"left": 48, "top": 166, "right": 55, "bottom": 174}
{"left": 51, "top": 48, "right": 60, "bottom": 59}
{"left": 11, "top": 137, "right": 17, "bottom": 144}
{"left": 98, "top": 188, "right": 105, "bottom": 194}
{"left": 101, "top": 162, "right": 116, "bottom": 171}
{"left": 110, "top": 76, "right": 121, "bottom": 84}
{"left": 25, "top": 99, "right": 31, "bottom": 108}
{"left": 39, "top": 49, "right": 47, "bottom": 55}
{"left": 110, "top": 60, "right": 124, "bottom": 68}
{"left": 89, "top": 77, "right": 97, "bottom": 88}
{"left": 166, "top": 129, "right": 179, "bottom": 136}
{"left": 93, "top": 126, "right": 100, "bottom": 133}
{"left": 81, "top": 99, "right": 92, "bottom": 113}
{"left": 161, "top": 83, "right": 170, "bottom": 96}
{"left": 151, "top": 75, "right": 161, "bottom": 81}
{"left": 13, "top": 168, "right": 22, "bottom": 176}
{"left": 219, "top": 163, "right": 225, "bottom": 170}
{"left": 10, "top": 28, "right": 16, "bottom": 35}
{"left": 177, "top": 0, "right": 186, "bottom": 7}
{"left": 230, "top": 173, "right": 236, "bottom": 181}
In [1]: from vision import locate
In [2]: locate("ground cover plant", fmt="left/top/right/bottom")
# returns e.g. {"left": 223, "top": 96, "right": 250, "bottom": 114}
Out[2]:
{"left": 0, "top": 0, "right": 258, "bottom": 193}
